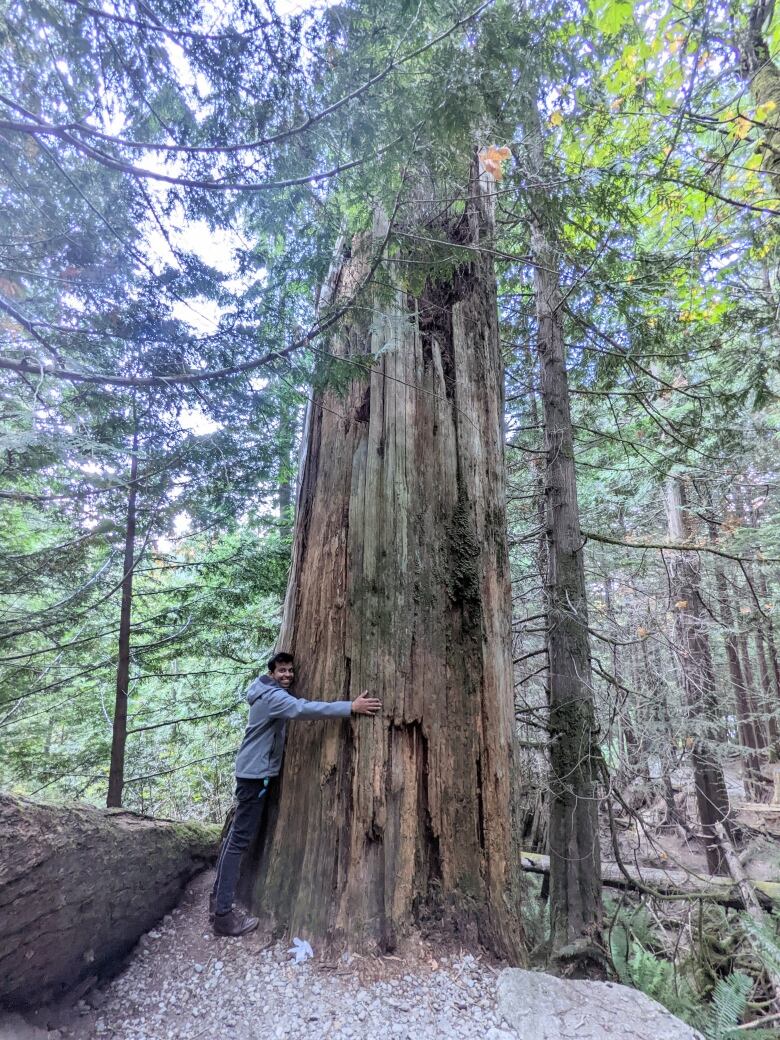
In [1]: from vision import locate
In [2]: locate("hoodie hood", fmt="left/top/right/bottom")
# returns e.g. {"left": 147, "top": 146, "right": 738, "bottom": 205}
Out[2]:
{"left": 246, "top": 674, "right": 282, "bottom": 705}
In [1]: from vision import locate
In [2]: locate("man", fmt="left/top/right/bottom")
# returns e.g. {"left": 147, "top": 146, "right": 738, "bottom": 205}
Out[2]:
{"left": 211, "top": 652, "right": 381, "bottom": 936}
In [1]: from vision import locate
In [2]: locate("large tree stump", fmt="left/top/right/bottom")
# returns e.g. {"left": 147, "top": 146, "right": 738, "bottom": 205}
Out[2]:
{"left": 247, "top": 165, "right": 524, "bottom": 960}
{"left": 0, "top": 793, "right": 218, "bottom": 1008}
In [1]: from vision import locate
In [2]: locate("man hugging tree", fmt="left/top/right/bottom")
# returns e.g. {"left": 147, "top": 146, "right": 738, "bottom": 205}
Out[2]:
{"left": 211, "top": 652, "right": 381, "bottom": 936}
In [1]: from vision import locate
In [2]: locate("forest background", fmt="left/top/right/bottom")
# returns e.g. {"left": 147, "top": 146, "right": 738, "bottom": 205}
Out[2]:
{"left": 3, "top": 0, "right": 780, "bottom": 1032}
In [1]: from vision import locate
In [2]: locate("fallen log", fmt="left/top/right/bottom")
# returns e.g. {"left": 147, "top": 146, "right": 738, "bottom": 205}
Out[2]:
{"left": 520, "top": 850, "right": 780, "bottom": 909}
{"left": 715, "top": 821, "right": 780, "bottom": 1011}
{"left": 0, "top": 792, "right": 219, "bottom": 1009}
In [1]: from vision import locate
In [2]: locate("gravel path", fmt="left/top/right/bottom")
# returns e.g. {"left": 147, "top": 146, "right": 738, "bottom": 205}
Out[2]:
{"left": 45, "top": 871, "right": 518, "bottom": 1040}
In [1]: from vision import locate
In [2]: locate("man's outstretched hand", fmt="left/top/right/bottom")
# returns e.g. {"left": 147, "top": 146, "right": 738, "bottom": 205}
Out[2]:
{"left": 351, "top": 691, "right": 382, "bottom": 715}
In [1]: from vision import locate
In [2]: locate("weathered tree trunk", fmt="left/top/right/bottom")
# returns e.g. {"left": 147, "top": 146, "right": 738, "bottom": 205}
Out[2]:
{"left": 0, "top": 793, "right": 218, "bottom": 1008}
{"left": 665, "top": 479, "right": 733, "bottom": 874}
{"left": 107, "top": 426, "right": 139, "bottom": 808}
{"left": 246, "top": 168, "right": 523, "bottom": 959}
{"left": 531, "top": 213, "right": 602, "bottom": 958}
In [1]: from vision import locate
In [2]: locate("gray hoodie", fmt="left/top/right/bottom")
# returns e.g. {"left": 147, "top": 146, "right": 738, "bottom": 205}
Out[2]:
{"left": 233, "top": 674, "right": 352, "bottom": 779}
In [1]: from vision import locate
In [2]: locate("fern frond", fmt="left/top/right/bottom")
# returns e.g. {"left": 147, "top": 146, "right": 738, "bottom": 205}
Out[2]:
{"left": 740, "top": 913, "right": 780, "bottom": 979}
{"left": 707, "top": 971, "right": 752, "bottom": 1039}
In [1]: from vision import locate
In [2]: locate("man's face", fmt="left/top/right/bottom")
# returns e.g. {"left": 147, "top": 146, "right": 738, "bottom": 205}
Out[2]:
{"left": 272, "top": 661, "right": 294, "bottom": 688}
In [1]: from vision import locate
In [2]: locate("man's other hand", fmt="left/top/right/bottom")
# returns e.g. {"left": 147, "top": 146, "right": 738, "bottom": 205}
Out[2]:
{"left": 351, "top": 691, "right": 382, "bottom": 715}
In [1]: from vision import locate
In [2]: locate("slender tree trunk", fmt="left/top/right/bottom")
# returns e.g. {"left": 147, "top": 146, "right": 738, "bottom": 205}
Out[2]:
{"left": 756, "top": 568, "right": 780, "bottom": 730}
{"left": 755, "top": 626, "right": 780, "bottom": 761}
{"left": 642, "top": 637, "right": 685, "bottom": 829}
{"left": 531, "top": 214, "right": 602, "bottom": 957}
{"left": 604, "top": 574, "right": 638, "bottom": 776}
{"left": 246, "top": 167, "right": 524, "bottom": 958}
{"left": 736, "top": 633, "right": 768, "bottom": 753}
{"left": 665, "top": 479, "right": 732, "bottom": 873}
{"left": 107, "top": 427, "right": 139, "bottom": 808}
{"left": 707, "top": 520, "right": 765, "bottom": 798}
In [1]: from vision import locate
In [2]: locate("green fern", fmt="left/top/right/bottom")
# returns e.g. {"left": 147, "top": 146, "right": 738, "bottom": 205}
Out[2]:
{"left": 706, "top": 972, "right": 752, "bottom": 1040}
{"left": 740, "top": 911, "right": 780, "bottom": 979}
{"left": 627, "top": 945, "right": 702, "bottom": 1025}
{"left": 609, "top": 919, "right": 631, "bottom": 985}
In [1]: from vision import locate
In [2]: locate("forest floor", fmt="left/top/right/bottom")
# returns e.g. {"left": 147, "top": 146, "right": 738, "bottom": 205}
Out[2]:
{"left": 612, "top": 765, "right": 780, "bottom": 882}
{"left": 25, "top": 870, "right": 517, "bottom": 1040}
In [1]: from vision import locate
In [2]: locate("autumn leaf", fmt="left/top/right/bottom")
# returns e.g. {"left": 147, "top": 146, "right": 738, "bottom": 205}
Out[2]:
{"left": 756, "top": 100, "right": 777, "bottom": 121}
{"left": 549, "top": 110, "right": 563, "bottom": 127}
{"left": 734, "top": 117, "right": 752, "bottom": 140}
{"left": 636, "top": 626, "right": 649, "bottom": 638}
{"left": 478, "top": 145, "right": 511, "bottom": 181}
{"left": 674, "top": 600, "right": 688, "bottom": 609}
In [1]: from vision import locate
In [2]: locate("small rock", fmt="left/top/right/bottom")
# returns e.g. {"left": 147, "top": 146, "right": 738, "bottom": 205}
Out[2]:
{"left": 194, "top": 963, "right": 204, "bottom": 973}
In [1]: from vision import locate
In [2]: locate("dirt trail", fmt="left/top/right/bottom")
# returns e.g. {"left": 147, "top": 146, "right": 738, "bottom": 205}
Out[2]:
{"left": 22, "top": 871, "right": 514, "bottom": 1040}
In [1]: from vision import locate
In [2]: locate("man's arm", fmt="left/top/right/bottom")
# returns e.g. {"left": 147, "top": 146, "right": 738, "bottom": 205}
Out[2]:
{"left": 264, "top": 687, "right": 381, "bottom": 720}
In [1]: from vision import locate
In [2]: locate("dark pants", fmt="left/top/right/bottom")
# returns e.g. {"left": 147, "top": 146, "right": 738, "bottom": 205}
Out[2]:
{"left": 212, "top": 777, "right": 270, "bottom": 916}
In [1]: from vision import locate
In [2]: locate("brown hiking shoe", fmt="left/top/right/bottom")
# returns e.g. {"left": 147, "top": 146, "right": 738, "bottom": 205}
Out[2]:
{"left": 213, "top": 908, "right": 259, "bottom": 937}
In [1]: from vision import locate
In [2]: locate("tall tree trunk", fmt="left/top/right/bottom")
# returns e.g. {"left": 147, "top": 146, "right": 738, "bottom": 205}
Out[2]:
{"left": 604, "top": 573, "right": 639, "bottom": 778}
{"left": 531, "top": 214, "right": 602, "bottom": 957}
{"left": 756, "top": 568, "right": 780, "bottom": 733}
{"left": 755, "top": 626, "right": 780, "bottom": 761}
{"left": 707, "top": 520, "right": 765, "bottom": 798}
{"left": 736, "top": 632, "right": 768, "bottom": 752}
{"left": 107, "top": 426, "right": 139, "bottom": 809}
{"left": 641, "top": 637, "right": 685, "bottom": 829}
{"left": 246, "top": 167, "right": 524, "bottom": 958}
{"left": 665, "top": 479, "right": 732, "bottom": 873}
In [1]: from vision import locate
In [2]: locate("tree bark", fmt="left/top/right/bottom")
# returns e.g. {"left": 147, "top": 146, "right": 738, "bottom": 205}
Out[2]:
{"left": 0, "top": 793, "right": 218, "bottom": 1008}
{"left": 665, "top": 479, "right": 733, "bottom": 874}
{"left": 531, "top": 214, "right": 602, "bottom": 957}
{"left": 107, "top": 425, "right": 139, "bottom": 808}
{"left": 245, "top": 166, "right": 524, "bottom": 959}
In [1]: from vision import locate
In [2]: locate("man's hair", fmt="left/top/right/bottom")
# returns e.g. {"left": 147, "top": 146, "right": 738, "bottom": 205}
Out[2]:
{"left": 268, "top": 652, "right": 294, "bottom": 673}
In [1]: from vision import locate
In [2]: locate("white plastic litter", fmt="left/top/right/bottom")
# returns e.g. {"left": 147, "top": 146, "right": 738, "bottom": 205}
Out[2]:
{"left": 287, "top": 937, "right": 314, "bottom": 964}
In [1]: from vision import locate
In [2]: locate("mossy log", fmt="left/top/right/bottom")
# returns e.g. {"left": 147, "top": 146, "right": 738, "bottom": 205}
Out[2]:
{"left": 520, "top": 851, "right": 780, "bottom": 909}
{"left": 0, "top": 792, "right": 219, "bottom": 1009}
